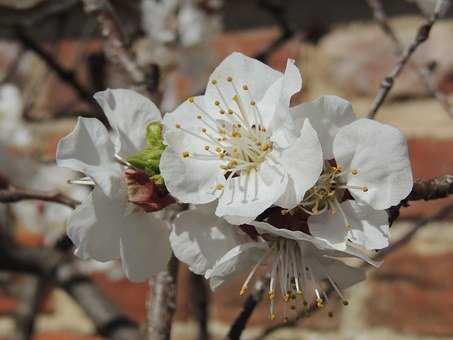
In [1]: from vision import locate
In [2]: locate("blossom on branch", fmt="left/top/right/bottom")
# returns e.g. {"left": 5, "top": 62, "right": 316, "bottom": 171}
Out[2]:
{"left": 170, "top": 204, "right": 377, "bottom": 320}
{"left": 287, "top": 95, "right": 413, "bottom": 250}
{"left": 160, "top": 52, "right": 323, "bottom": 224}
{"left": 57, "top": 89, "right": 172, "bottom": 282}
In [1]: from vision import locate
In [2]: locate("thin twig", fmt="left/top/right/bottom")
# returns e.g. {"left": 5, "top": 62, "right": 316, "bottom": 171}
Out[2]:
{"left": 13, "top": 275, "right": 47, "bottom": 340}
{"left": 15, "top": 28, "right": 95, "bottom": 107}
{"left": 81, "top": 0, "right": 144, "bottom": 84}
{"left": 0, "top": 186, "right": 80, "bottom": 209}
{"left": 254, "top": 0, "right": 295, "bottom": 62}
{"left": 0, "top": 238, "right": 142, "bottom": 340}
{"left": 190, "top": 272, "right": 210, "bottom": 340}
{"left": 366, "top": 0, "right": 453, "bottom": 119}
{"left": 147, "top": 253, "right": 179, "bottom": 340}
{"left": 367, "top": 0, "right": 446, "bottom": 118}
{"left": 224, "top": 278, "right": 268, "bottom": 340}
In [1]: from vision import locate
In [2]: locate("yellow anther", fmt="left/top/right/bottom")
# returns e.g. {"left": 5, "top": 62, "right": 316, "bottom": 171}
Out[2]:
{"left": 214, "top": 100, "right": 220, "bottom": 106}
{"left": 211, "top": 79, "right": 217, "bottom": 85}
{"left": 362, "top": 186, "right": 369, "bottom": 192}
{"left": 351, "top": 169, "right": 358, "bottom": 175}
{"left": 268, "top": 290, "right": 275, "bottom": 300}
{"left": 215, "top": 147, "right": 222, "bottom": 153}
{"left": 227, "top": 109, "right": 233, "bottom": 115}
{"left": 250, "top": 100, "right": 256, "bottom": 106}
{"left": 175, "top": 123, "right": 181, "bottom": 129}
{"left": 197, "top": 114, "right": 202, "bottom": 119}
{"left": 343, "top": 300, "right": 350, "bottom": 306}
{"left": 237, "top": 123, "right": 241, "bottom": 128}
{"left": 204, "top": 145, "right": 210, "bottom": 151}
{"left": 216, "top": 183, "right": 225, "bottom": 190}
{"left": 227, "top": 76, "right": 233, "bottom": 82}
{"left": 345, "top": 223, "right": 352, "bottom": 228}
{"left": 240, "top": 286, "right": 247, "bottom": 296}
{"left": 270, "top": 313, "right": 276, "bottom": 321}
{"left": 220, "top": 110, "right": 225, "bottom": 114}
{"left": 242, "top": 85, "right": 248, "bottom": 90}
{"left": 188, "top": 97, "right": 194, "bottom": 103}
{"left": 316, "top": 298, "right": 324, "bottom": 308}
{"left": 182, "top": 151, "right": 190, "bottom": 158}
{"left": 202, "top": 128, "right": 207, "bottom": 133}
{"left": 283, "top": 293, "right": 290, "bottom": 302}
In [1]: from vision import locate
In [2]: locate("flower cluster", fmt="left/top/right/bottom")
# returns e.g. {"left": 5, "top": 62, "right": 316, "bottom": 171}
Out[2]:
{"left": 57, "top": 52, "right": 413, "bottom": 319}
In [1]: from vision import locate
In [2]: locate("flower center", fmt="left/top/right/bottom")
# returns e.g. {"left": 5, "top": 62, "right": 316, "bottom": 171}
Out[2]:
{"left": 176, "top": 77, "right": 273, "bottom": 188}
{"left": 239, "top": 238, "right": 348, "bottom": 321}
{"left": 301, "top": 162, "right": 367, "bottom": 211}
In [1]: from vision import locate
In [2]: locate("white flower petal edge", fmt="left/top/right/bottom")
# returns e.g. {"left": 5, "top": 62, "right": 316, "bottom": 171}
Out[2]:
{"left": 333, "top": 118, "right": 413, "bottom": 210}
{"left": 56, "top": 117, "right": 122, "bottom": 197}
{"left": 291, "top": 95, "right": 355, "bottom": 160}
{"left": 170, "top": 203, "right": 250, "bottom": 275}
{"left": 308, "top": 200, "right": 389, "bottom": 250}
{"left": 94, "top": 89, "right": 162, "bottom": 156}
{"left": 275, "top": 119, "right": 323, "bottom": 209}
{"left": 160, "top": 52, "right": 322, "bottom": 222}
{"left": 68, "top": 187, "right": 171, "bottom": 281}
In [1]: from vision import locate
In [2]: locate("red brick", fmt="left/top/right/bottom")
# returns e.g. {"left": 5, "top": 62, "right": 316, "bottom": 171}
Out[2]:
{"left": 91, "top": 273, "right": 148, "bottom": 323}
{"left": 400, "top": 138, "right": 453, "bottom": 220}
{"left": 367, "top": 249, "right": 453, "bottom": 336}
{"left": 33, "top": 332, "right": 101, "bottom": 340}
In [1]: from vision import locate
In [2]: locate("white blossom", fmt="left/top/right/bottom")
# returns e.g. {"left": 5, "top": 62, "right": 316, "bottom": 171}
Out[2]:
{"left": 170, "top": 204, "right": 377, "bottom": 320}
{"left": 0, "top": 83, "right": 31, "bottom": 147}
{"left": 160, "top": 52, "right": 323, "bottom": 224}
{"left": 56, "top": 89, "right": 171, "bottom": 282}
{"left": 288, "top": 95, "right": 413, "bottom": 250}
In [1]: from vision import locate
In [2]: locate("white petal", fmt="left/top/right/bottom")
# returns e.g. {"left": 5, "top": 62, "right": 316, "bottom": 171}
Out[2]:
{"left": 160, "top": 146, "right": 224, "bottom": 204}
{"left": 207, "top": 242, "right": 267, "bottom": 290}
{"left": 307, "top": 212, "right": 349, "bottom": 250}
{"left": 250, "top": 220, "right": 316, "bottom": 243}
{"left": 204, "top": 52, "right": 281, "bottom": 116}
{"left": 56, "top": 117, "right": 122, "bottom": 196}
{"left": 67, "top": 187, "right": 123, "bottom": 262}
{"left": 333, "top": 119, "right": 413, "bottom": 209}
{"left": 170, "top": 204, "right": 247, "bottom": 275}
{"left": 119, "top": 213, "right": 171, "bottom": 282}
{"left": 309, "top": 199, "right": 389, "bottom": 251}
{"left": 94, "top": 89, "right": 162, "bottom": 156}
{"left": 344, "top": 201, "right": 389, "bottom": 250}
{"left": 291, "top": 95, "right": 355, "bottom": 160}
{"left": 215, "top": 160, "right": 288, "bottom": 223}
{"left": 276, "top": 119, "right": 323, "bottom": 208}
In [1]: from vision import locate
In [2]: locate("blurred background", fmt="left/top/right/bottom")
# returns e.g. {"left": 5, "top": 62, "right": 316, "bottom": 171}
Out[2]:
{"left": 1, "top": 0, "right": 453, "bottom": 339}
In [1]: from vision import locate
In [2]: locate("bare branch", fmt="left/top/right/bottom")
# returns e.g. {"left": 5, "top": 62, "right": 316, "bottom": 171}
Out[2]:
{"left": 407, "top": 174, "right": 453, "bottom": 201}
{"left": 367, "top": 0, "right": 446, "bottom": 118}
{"left": 190, "top": 272, "right": 210, "bottom": 340}
{"left": 147, "top": 253, "right": 179, "bottom": 340}
{"left": 81, "top": 0, "right": 144, "bottom": 84}
{"left": 366, "top": 0, "right": 453, "bottom": 119}
{"left": 13, "top": 275, "right": 47, "bottom": 340}
{"left": 225, "top": 278, "right": 268, "bottom": 340}
{"left": 0, "top": 186, "right": 80, "bottom": 209}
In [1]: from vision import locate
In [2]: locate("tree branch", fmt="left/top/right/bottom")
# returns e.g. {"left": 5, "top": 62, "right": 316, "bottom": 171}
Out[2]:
{"left": 0, "top": 238, "right": 142, "bottom": 339}
{"left": 366, "top": 0, "right": 453, "bottom": 119}
{"left": 147, "top": 253, "right": 179, "bottom": 340}
{"left": 190, "top": 272, "right": 210, "bottom": 340}
{"left": 13, "top": 275, "right": 47, "bottom": 340}
{"left": 224, "top": 278, "right": 267, "bottom": 340}
{"left": 0, "top": 186, "right": 80, "bottom": 209}
{"left": 367, "top": 0, "right": 446, "bottom": 118}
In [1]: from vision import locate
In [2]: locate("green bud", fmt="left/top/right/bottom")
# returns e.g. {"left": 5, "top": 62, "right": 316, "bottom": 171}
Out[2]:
{"left": 127, "top": 121, "right": 166, "bottom": 176}
{"left": 146, "top": 121, "right": 165, "bottom": 148}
